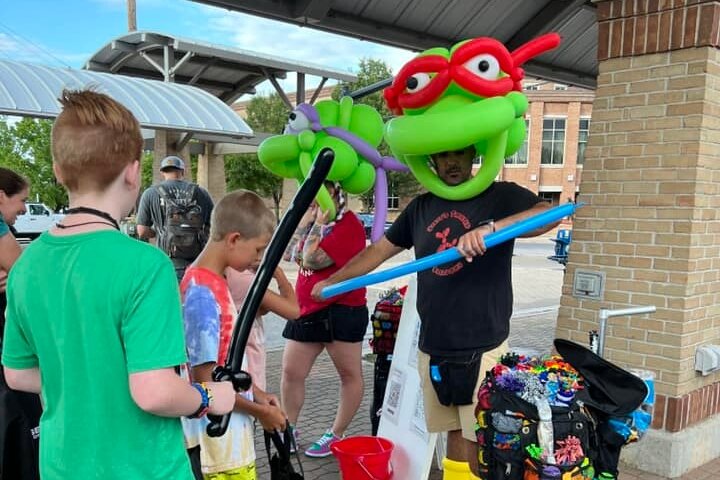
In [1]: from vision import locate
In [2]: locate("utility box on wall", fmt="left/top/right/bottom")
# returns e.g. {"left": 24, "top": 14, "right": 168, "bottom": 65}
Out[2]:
{"left": 572, "top": 269, "right": 605, "bottom": 300}
{"left": 695, "top": 345, "right": 720, "bottom": 376}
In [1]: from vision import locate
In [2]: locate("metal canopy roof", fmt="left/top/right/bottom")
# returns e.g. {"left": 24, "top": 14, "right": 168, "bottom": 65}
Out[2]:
{"left": 191, "top": 0, "right": 598, "bottom": 88}
{"left": 0, "top": 59, "right": 253, "bottom": 142}
{"left": 84, "top": 30, "right": 357, "bottom": 104}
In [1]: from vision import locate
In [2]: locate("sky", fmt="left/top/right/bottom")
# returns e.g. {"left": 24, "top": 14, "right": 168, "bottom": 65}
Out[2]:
{"left": 0, "top": 0, "right": 416, "bottom": 98}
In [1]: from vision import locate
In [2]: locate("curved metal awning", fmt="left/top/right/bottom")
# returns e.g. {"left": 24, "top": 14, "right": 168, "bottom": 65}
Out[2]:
{"left": 84, "top": 31, "right": 357, "bottom": 104}
{"left": 191, "top": 0, "right": 598, "bottom": 88}
{"left": 0, "top": 59, "right": 253, "bottom": 141}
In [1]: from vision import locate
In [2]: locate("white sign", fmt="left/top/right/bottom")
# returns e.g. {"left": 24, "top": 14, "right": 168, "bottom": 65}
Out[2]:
{"left": 377, "top": 276, "right": 438, "bottom": 479}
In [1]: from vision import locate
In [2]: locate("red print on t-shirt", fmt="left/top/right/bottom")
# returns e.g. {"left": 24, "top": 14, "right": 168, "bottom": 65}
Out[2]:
{"left": 426, "top": 210, "right": 471, "bottom": 277}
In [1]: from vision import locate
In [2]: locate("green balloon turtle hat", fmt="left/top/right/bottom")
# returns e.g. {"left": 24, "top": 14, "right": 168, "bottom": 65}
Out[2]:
{"left": 383, "top": 33, "right": 561, "bottom": 200}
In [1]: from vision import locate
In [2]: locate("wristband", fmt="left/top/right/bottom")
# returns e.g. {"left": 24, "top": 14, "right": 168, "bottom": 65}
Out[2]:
{"left": 478, "top": 219, "right": 495, "bottom": 232}
{"left": 188, "top": 382, "right": 212, "bottom": 419}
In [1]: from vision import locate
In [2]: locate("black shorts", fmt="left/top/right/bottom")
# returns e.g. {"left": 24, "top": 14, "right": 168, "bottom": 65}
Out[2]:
{"left": 282, "top": 304, "right": 369, "bottom": 343}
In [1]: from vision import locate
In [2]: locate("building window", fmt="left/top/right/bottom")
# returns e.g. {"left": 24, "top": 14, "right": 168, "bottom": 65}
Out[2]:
{"left": 506, "top": 119, "right": 530, "bottom": 165}
{"left": 538, "top": 191, "right": 561, "bottom": 206}
{"left": 524, "top": 83, "right": 539, "bottom": 91}
{"left": 387, "top": 181, "right": 399, "bottom": 210}
{"left": 541, "top": 117, "right": 565, "bottom": 165}
{"left": 554, "top": 84, "right": 568, "bottom": 90}
{"left": 577, "top": 118, "right": 590, "bottom": 165}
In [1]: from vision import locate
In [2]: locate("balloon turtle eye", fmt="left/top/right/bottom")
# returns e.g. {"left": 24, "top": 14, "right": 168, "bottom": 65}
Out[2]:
{"left": 286, "top": 110, "right": 311, "bottom": 132}
{"left": 462, "top": 54, "right": 501, "bottom": 80}
{"left": 405, "top": 72, "right": 432, "bottom": 93}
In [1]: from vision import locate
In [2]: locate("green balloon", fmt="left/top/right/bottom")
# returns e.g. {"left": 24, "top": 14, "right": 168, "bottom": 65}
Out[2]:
{"left": 258, "top": 97, "right": 386, "bottom": 221}
{"left": 257, "top": 135, "right": 302, "bottom": 179}
{"left": 342, "top": 160, "right": 376, "bottom": 194}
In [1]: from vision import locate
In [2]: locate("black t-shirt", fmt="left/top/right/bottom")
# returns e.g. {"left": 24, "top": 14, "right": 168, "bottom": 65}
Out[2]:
{"left": 385, "top": 182, "right": 543, "bottom": 357}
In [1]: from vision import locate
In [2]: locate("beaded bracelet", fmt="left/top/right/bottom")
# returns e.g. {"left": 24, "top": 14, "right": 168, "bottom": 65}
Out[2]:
{"left": 188, "top": 382, "right": 212, "bottom": 419}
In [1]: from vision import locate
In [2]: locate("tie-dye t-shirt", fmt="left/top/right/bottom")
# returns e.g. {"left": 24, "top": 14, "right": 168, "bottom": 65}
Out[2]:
{"left": 180, "top": 267, "right": 255, "bottom": 474}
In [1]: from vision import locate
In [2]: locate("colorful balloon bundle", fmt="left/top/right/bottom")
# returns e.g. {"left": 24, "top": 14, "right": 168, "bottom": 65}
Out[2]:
{"left": 487, "top": 352, "right": 584, "bottom": 407}
{"left": 369, "top": 286, "right": 406, "bottom": 356}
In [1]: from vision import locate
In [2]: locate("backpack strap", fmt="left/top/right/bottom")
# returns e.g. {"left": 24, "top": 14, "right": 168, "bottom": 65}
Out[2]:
{"left": 187, "top": 183, "right": 198, "bottom": 201}
{"left": 157, "top": 184, "right": 173, "bottom": 205}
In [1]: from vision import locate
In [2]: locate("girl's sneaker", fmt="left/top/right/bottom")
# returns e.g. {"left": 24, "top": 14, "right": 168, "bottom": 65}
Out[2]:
{"left": 304, "top": 430, "right": 341, "bottom": 458}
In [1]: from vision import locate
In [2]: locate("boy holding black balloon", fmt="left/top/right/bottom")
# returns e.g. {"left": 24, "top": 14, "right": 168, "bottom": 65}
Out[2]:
{"left": 180, "top": 189, "right": 287, "bottom": 480}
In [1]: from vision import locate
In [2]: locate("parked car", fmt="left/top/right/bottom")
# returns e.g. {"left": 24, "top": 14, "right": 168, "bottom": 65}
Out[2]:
{"left": 14, "top": 203, "right": 65, "bottom": 239}
{"left": 356, "top": 213, "right": 392, "bottom": 239}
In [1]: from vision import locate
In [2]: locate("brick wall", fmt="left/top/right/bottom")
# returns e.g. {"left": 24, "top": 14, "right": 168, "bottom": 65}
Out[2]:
{"left": 597, "top": 0, "right": 720, "bottom": 60}
{"left": 558, "top": 0, "right": 720, "bottom": 432}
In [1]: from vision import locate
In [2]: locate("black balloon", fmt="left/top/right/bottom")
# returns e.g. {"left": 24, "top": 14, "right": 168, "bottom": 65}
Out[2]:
{"left": 207, "top": 148, "right": 335, "bottom": 437}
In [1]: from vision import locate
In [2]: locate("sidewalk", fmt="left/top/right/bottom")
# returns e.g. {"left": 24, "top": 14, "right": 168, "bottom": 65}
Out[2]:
{"left": 251, "top": 237, "right": 720, "bottom": 479}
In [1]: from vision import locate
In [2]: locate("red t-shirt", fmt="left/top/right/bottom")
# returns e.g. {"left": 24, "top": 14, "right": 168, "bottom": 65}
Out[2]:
{"left": 295, "top": 211, "right": 367, "bottom": 316}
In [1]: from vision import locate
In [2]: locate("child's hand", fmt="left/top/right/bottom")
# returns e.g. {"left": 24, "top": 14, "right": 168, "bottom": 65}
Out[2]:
{"left": 258, "top": 404, "right": 287, "bottom": 432}
{"left": 205, "top": 381, "right": 236, "bottom": 415}
{"left": 0, "top": 270, "right": 7, "bottom": 293}
{"left": 315, "top": 206, "right": 332, "bottom": 225}
{"left": 299, "top": 204, "right": 317, "bottom": 229}
{"left": 311, "top": 279, "right": 330, "bottom": 302}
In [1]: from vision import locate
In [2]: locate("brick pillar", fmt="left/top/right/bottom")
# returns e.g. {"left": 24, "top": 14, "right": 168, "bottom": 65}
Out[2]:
{"left": 556, "top": 1, "right": 720, "bottom": 476}
{"left": 153, "top": 130, "right": 191, "bottom": 183}
{"left": 197, "top": 142, "right": 226, "bottom": 202}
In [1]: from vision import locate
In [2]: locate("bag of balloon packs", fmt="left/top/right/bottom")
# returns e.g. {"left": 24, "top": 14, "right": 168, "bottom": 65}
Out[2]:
{"left": 369, "top": 286, "right": 406, "bottom": 355}
{"left": 474, "top": 352, "right": 596, "bottom": 480}
{"left": 605, "top": 369, "right": 654, "bottom": 444}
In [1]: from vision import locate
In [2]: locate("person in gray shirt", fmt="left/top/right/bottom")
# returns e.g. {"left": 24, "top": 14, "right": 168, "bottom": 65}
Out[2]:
{"left": 136, "top": 156, "right": 214, "bottom": 281}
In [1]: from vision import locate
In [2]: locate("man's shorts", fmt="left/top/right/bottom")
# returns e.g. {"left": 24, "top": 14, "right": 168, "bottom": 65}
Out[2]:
{"left": 417, "top": 341, "right": 509, "bottom": 442}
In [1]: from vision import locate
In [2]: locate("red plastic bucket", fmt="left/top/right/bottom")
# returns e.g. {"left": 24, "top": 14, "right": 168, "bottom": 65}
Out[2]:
{"left": 331, "top": 435, "right": 394, "bottom": 480}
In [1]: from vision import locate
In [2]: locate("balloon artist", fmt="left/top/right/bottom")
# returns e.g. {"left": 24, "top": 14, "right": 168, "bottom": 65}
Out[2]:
{"left": 311, "top": 33, "right": 563, "bottom": 480}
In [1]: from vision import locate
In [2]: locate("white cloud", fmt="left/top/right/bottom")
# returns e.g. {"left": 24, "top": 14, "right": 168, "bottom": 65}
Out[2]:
{"left": 0, "top": 33, "right": 89, "bottom": 68}
{"left": 189, "top": 7, "right": 414, "bottom": 70}
{"left": 185, "top": 6, "right": 416, "bottom": 98}
{"left": 202, "top": 11, "right": 415, "bottom": 73}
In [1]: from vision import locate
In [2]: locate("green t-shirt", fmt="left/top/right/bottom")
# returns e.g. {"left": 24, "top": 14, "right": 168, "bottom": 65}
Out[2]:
{"left": 1, "top": 230, "right": 193, "bottom": 480}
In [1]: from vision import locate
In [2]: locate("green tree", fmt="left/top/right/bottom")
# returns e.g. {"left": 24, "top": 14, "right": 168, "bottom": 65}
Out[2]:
{"left": 141, "top": 151, "right": 154, "bottom": 190}
{"left": 0, "top": 117, "right": 67, "bottom": 210}
{"left": 333, "top": 58, "right": 422, "bottom": 212}
{"left": 225, "top": 94, "right": 288, "bottom": 220}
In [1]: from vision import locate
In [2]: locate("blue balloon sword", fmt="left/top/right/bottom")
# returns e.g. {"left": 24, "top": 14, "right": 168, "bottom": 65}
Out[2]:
{"left": 321, "top": 202, "right": 584, "bottom": 300}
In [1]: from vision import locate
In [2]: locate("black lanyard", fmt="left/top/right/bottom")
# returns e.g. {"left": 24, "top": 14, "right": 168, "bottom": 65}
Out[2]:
{"left": 61, "top": 206, "right": 120, "bottom": 231}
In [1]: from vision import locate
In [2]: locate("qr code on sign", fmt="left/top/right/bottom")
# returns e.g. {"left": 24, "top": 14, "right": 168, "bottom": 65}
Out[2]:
{"left": 383, "top": 369, "right": 405, "bottom": 425}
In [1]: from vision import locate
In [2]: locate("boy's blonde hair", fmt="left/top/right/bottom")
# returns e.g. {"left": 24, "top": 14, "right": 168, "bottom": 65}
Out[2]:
{"left": 51, "top": 89, "right": 142, "bottom": 192}
{"left": 210, "top": 190, "right": 275, "bottom": 241}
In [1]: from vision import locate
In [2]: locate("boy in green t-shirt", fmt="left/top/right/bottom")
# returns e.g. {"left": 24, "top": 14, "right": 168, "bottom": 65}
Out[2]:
{"left": 1, "top": 89, "right": 236, "bottom": 480}
{"left": 181, "top": 190, "right": 288, "bottom": 479}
